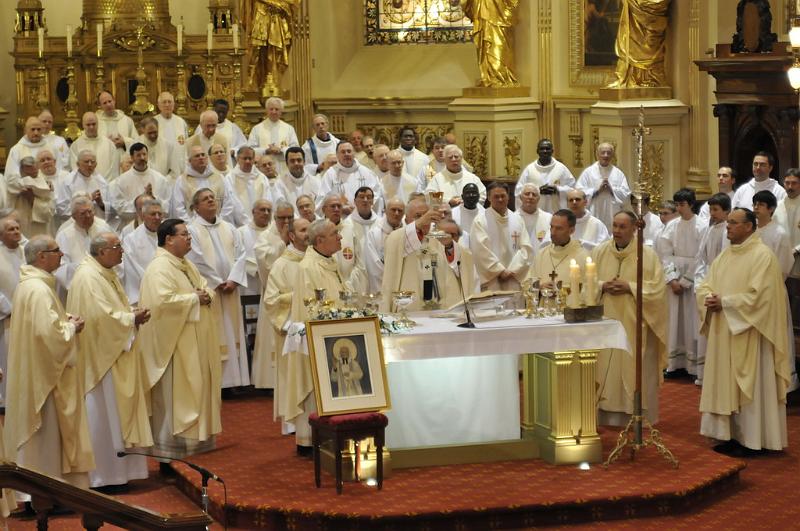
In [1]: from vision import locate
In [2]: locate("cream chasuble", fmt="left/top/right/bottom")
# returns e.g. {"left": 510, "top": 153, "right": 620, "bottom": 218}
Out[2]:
{"left": 571, "top": 213, "right": 610, "bottom": 250}
{"left": 319, "top": 162, "right": 384, "bottom": 213}
{"left": 110, "top": 166, "right": 172, "bottom": 226}
{"left": 254, "top": 224, "right": 287, "bottom": 287}
{"left": 138, "top": 248, "right": 221, "bottom": 454}
{"left": 171, "top": 167, "right": 230, "bottom": 221}
{"left": 238, "top": 222, "right": 269, "bottom": 296}
{"left": 275, "top": 171, "right": 321, "bottom": 206}
{"left": 97, "top": 110, "right": 137, "bottom": 146}
{"left": 514, "top": 160, "right": 576, "bottom": 213}
{"left": 0, "top": 243, "right": 24, "bottom": 409}
{"left": 185, "top": 132, "right": 230, "bottom": 161}
{"left": 139, "top": 136, "right": 183, "bottom": 181}
{"left": 55, "top": 217, "right": 115, "bottom": 290}
{"left": 155, "top": 113, "right": 189, "bottom": 150}
{"left": 528, "top": 238, "right": 588, "bottom": 286}
{"left": 70, "top": 134, "right": 119, "bottom": 181}
{"left": 416, "top": 157, "right": 445, "bottom": 192}
{"left": 5, "top": 265, "right": 95, "bottom": 481}
{"left": 697, "top": 234, "right": 790, "bottom": 450}
{"left": 5, "top": 137, "right": 50, "bottom": 181}
{"left": 8, "top": 171, "right": 55, "bottom": 237}
{"left": 248, "top": 119, "right": 299, "bottom": 175}
{"left": 364, "top": 217, "right": 402, "bottom": 294}
{"left": 122, "top": 224, "right": 158, "bottom": 304}
{"left": 470, "top": 208, "right": 533, "bottom": 291}
{"left": 592, "top": 239, "right": 668, "bottom": 425}
{"left": 55, "top": 169, "right": 109, "bottom": 221}
{"left": 381, "top": 172, "right": 417, "bottom": 203}
{"left": 576, "top": 162, "right": 631, "bottom": 230}
{"left": 442, "top": 242, "right": 480, "bottom": 307}
{"left": 225, "top": 166, "right": 276, "bottom": 227}
{"left": 426, "top": 168, "right": 487, "bottom": 205}
{"left": 519, "top": 209, "right": 552, "bottom": 253}
{"left": 193, "top": 119, "right": 246, "bottom": 151}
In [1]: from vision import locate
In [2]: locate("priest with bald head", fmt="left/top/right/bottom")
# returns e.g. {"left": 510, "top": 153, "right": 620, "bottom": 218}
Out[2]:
{"left": 38, "top": 109, "right": 71, "bottom": 171}
{"left": 5, "top": 117, "right": 49, "bottom": 183}
{"left": 70, "top": 111, "right": 119, "bottom": 180}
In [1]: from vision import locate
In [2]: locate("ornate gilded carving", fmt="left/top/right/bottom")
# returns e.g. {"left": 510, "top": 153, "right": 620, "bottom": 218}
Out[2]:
{"left": 81, "top": 0, "right": 171, "bottom": 31}
{"left": 568, "top": 113, "right": 583, "bottom": 168}
{"left": 462, "top": 0, "right": 520, "bottom": 88}
{"left": 607, "top": 0, "right": 672, "bottom": 89}
{"left": 503, "top": 135, "right": 521, "bottom": 177}
{"left": 241, "top": 0, "right": 298, "bottom": 98}
{"left": 464, "top": 133, "right": 488, "bottom": 178}
{"left": 641, "top": 141, "right": 664, "bottom": 206}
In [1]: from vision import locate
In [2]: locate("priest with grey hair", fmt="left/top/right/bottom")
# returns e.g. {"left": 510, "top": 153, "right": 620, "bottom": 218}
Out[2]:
{"left": 0, "top": 216, "right": 24, "bottom": 409}
{"left": 55, "top": 194, "right": 115, "bottom": 290}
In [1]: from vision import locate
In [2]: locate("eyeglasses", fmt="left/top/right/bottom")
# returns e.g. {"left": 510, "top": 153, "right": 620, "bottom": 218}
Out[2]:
{"left": 104, "top": 244, "right": 123, "bottom": 251}
{"left": 41, "top": 247, "right": 61, "bottom": 254}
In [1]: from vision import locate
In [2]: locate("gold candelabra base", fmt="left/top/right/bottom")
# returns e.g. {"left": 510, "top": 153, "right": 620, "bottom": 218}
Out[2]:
{"left": 604, "top": 394, "right": 679, "bottom": 469}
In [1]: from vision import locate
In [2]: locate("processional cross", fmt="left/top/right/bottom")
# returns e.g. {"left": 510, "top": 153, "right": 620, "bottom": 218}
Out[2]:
{"left": 631, "top": 105, "right": 651, "bottom": 214}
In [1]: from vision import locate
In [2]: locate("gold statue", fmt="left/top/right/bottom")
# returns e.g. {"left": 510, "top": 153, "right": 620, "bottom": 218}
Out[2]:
{"left": 461, "top": 0, "right": 520, "bottom": 88}
{"left": 240, "top": 0, "right": 298, "bottom": 96}
{"left": 607, "top": 0, "right": 672, "bottom": 88}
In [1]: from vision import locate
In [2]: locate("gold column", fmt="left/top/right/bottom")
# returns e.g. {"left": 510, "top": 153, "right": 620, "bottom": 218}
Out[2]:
{"left": 35, "top": 56, "right": 49, "bottom": 111}
{"left": 175, "top": 53, "right": 188, "bottom": 117}
{"left": 63, "top": 57, "right": 81, "bottom": 142}
{"left": 204, "top": 53, "right": 215, "bottom": 109}
{"left": 685, "top": 0, "right": 711, "bottom": 196}
{"left": 231, "top": 50, "right": 250, "bottom": 135}
{"left": 538, "top": 0, "right": 554, "bottom": 140}
{"left": 290, "top": 0, "right": 312, "bottom": 138}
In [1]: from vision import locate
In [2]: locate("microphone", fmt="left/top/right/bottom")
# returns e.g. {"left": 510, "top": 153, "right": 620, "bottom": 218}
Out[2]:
{"left": 117, "top": 450, "right": 224, "bottom": 484}
{"left": 455, "top": 260, "right": 476, "bottom": 329}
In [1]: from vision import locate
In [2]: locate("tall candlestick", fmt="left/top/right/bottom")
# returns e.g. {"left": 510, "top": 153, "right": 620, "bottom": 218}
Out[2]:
{"left": 97, "top": 23, "right": 103, "bottom": 57}
{"left": 568, "top": 259, "right": 581, "bottom": 308}
{"left": 177, "top": 24, "right": 183, "bottom": 56}
{"left": 66, "top": 25, "right": 73, "bottom": 57}
{"left": 232, "top": 23, "right": 239, "bottom": 52}
{"left": 585, "top": 256, "right": 598, "bottom": 305}
{"left": 37, "top": 27, "right": 44, "bottom": 58}
{"left": 207, "top": 23, "right": 213, "bottom": 53}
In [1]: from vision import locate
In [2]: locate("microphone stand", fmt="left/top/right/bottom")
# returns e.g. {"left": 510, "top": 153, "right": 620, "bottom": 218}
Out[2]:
{"left": 455, "top": 259, "right": 476, "bottom": 328}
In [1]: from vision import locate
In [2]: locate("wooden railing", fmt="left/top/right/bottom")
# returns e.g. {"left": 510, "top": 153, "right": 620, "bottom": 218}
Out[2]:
{"left": 0, "top": 461, "right": 212, "bottom": 530}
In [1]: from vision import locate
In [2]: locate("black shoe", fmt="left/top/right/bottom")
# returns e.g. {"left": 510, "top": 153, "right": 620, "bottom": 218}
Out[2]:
{"left": 740, "top": 446, "right": 767, "bottom": 458}
{"left": 159, "top": 462, "right": 177, "bottom": 476}
{"left": 296, "top": 445, "right": 313, "bottom": 458}
{"left": 713, "top": 439, "right": 743, "bottom": 457}
{"left": 664, "top": 368, "right": 689, "bottom": 380}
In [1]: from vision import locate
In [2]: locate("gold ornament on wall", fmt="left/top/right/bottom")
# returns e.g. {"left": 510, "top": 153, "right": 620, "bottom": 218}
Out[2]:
{"left": 461, "top": 0, "right": 520, "bottom": 88}
{"left": 503, "top": 135, "right": 521, "bottom": 177}
{"left": 359, "top": 124, "right": 451, "bottom": 154}
{"left": 641, "top": 141, "right": 664, "bottom": 206}
{"left": 464, "top": 133, "right": 488, "bottom": 178}
{"left": 606, "top": 0, "right": 672, "bottom": 89}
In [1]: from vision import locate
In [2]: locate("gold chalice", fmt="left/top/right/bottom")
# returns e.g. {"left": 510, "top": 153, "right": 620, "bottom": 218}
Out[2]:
{"left": 426, "top": 191, "right": 448, "bottom": 240}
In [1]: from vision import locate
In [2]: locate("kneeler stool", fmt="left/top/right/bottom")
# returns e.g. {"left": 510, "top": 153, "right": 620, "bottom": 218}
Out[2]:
{"left": 309, "top": 412, "right": 388, "bottom": 494}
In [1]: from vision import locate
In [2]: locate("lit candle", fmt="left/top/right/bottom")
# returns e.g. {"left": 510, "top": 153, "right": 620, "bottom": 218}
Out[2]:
{"left": 97, "top": 23, "right": 103, "bottom": 57}
{"left": 568, "top": 259, "right": 581, "bottom": 309}
{"left": 66, "top": 25, "right": 73, "bottom": 57}
{"left": 177, "top": 24, "right": 183, "bottom": 56}
{"left": 232, "top": 23, "right": 239, "bottom": 53}
{"left": 585, "top": 257, "right": 598, "bottom": 305}
{"left": 207, "top": 23, "right": 213, "bottom": 53}
{"left": 37, "top": 27, "right": 44, "bottom": 58}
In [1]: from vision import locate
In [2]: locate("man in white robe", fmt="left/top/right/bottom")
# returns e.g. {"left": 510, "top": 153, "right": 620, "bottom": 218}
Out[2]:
{"left": 698, "top": 208, "right": 790, "bottom": 456}
{"left": 382, "top": 149, "right": 417, "bottom": 203}
{"left": 238, "top": 199, "right": 272, "bottom": 299}
{"left": 527, "top": 209, "right": 588, "bottom": 289}
{"left": 470, "top": 183, "right": 533, "bottom": 291}
{"left": 732, "top": 152, "right": 786, "bottom": 209}
{"left": 193, "top": 99, "right": 247, "bottom": 155}
{"left": 96, "top": 90, "right": 137, "bottom": 150}
{"left": 56, "top": 149, "right": 109, "bottom": 223}
{"left": 301, "top": 114, "right": 339, "bottom": 176}
{"left": 248, "top": 97, "right": 299, "bottom": 176}
{"left": 209, "top": 143, "right": 231, "bottom": 175}
{"left": 5, "top": 235, "right": 94, "bottom": 495}
{"left": 122, "top": 199, "right": 163, "bottom": 304}
{"left": 577, "top": 142, "right": 631, "bottom": 230}
{"left": 296, "top": 194, "right": 317, "bottom": 223}
{"left": 360, "top": 136, "right": 378, "bottom": 173}
{"left": 699, "top": 167, "right": 735, "bottom": 224}
{"left": 0, "top": 218, "right": 24, "bottom": 408}
{"left": 55, "top": 195, "right": 115, "bottom": 290}
{"left": 774, "top": 170, "right": 800, "bottom": 374}
{"left": 438, "top": 220, "right": 480, "bottom": 306}
{"left": 119, "top": 193, "right": 155, "bottom": 240}
{"left": 371, "top": 144, "right": 391, "bottom": 181}
{"left": 417, "top": 136, "right": 447, "bottom": 192}
{"left": 397, "top": 127, "right": 429, "bottom": 178}
{"left": 8, "top": 155, "right": 54, "bottom": 237}
{"left": 226, "top": 146, "right": 276, "bottom": 227}
{"left": 276, "top": 147, "right": 321, "bottom": 206}
{"left": 110, "top": 142, "right": 172, "bottom": 228}
{"left": 517, "top": 183, "right": 551, "bottom": 252}
{"left": 70, "top": 112, "right": 119, "bottom": 181}
{"left": 426, "top": 145, "right": 486, "bottom": 207}
{"left": 186, "top": 189, "right": 250, "bottom": 390}
{"left": 319, "top": 142, "right": 383, "bottom": 216}
{"left": 155, "top": 92, "right": 189, "bottom": 157}
{"left": 450, "top": 183, "right": 484, "bottom": 248}
{"left": 137, "top": 117, "right": 183, "bottom": 182}
{"left": 564, "top": 189, "right": 610, "bottom": 250}
{"left": 340, "top": 187, "right": 377, "bottom": 293}
{"left": 185, "top": 110, "right": 230, "bottom": 160}
{"left": 364, "top": 198, "right": 405, "bottom": 293}
{"left": 38, "top": 110, "right": 70, "bottom": 171}
{"left": 67, "top": 233, "right": 153, "bottom": 488}
{"left": 658, "top": 188, "right": 706, "bottom": 377}
{"left": 631, "top": 193, "right": 664, "bottom": 247}
{"left": 171, "top": 145, "right": 233, "bottom": 221}
{"left": 5, "top": 117, "right": 50, "bottom": 184}
{"left": 515, "top": 139, "right": 576, "bottom": 212}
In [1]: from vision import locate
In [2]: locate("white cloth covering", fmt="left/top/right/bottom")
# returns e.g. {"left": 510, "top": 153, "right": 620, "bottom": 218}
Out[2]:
{"left": 194, "top": 119, "right": 247, "bottom": 153}
{"left": 54, "top": 218, "right": 115, "bottom": 291}
{"left": 399, "top": 147, "right": 429, "bottom": 178}
{"left": 237, "top": 223, "right": 269, "bottom": 296}
{"left": 248, "top": 119, "right": 299, "bottom": 175}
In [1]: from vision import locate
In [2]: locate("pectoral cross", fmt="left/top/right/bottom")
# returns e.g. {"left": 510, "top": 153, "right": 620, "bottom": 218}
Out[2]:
{"left": 549, "top": 270, "right": 558, "bottom": 283}
{"left": 511, "top": 231, "right": 520, "bottom": 250}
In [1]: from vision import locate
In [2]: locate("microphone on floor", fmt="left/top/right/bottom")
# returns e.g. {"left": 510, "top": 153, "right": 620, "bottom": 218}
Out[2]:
{"left": 116, "top": 450, "right": 224, "bottom": 484}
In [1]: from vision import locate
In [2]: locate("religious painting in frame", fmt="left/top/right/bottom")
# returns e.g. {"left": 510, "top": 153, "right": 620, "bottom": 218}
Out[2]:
{"left": 364, "top": 0, "right": 472, "bottom": 45}
{"left": 306, "top": 316, "right": 391, "bottom": 416}
{"left": 568, "top": 0, "right": 622, "bottom": 87}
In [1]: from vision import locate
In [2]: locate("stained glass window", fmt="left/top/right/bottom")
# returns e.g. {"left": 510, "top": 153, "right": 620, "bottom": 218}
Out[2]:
{"left": 365, "top": 0, "right": 473, "bottom": 45}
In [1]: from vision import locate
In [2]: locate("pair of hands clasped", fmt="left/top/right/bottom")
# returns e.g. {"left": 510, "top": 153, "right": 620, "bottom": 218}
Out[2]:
{"left": 67, "top": 307, "right": 150, "bottom": 335}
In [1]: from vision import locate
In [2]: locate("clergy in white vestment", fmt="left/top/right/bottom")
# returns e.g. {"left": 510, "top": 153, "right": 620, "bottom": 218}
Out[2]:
{"left": 340, "top": 187, "right": 378, "bottom": 293}
{"left": 155, "top": 92, "right": 189, "bottom": 155}
{"left": 359, "top": 136, "right": 378, "bottom": 173}
{"left": 137, "top": 117, "right": 184, "bottom": 182}
{"left": 381, "top": 149, "right": 418, "bottom": 203}
{"left": 171, "top": 145, "right": 233, "bottom": 221}
{"left": 732, "top": 152, "right": 787, "bottom": 209}
{"left": 364, "top": 198, "right": 405, "bottom": 294}
{"left": 697, "top": 208, "right": 790, "bottom": 456}
{"left": 437, "top": 220, "right": 480, "bottom": 306}
{"left": 260, "top": 217, "right": 310, "bottom": 434}
{"left": 4, "top": 117, "right": 50, "bottom": 183}
{"left": 380, "top": 199, "right": 448, "bottom": 312}
{"left": 319, "top": 142, "right": 384, "bottom": 215}
{"left": 296, "top": 194, "right": 318, "bottom": 223}
{"left": 694, "top": 193, "right": 731, "bottom": 385}
{"left": 110, "top": 142, "right": 172, "bottom": 228}
{"left": 210, "top": 143, "right": 231, "bottom": 175}
{"left": 426, "top": 145, "right": 487, "bottom": 207}
{"left": 70, "top": 112, "right": 120, "bottom": 181}
{"left": 185, "top": 110, "right": 230, "bottom": 161}
{"left": 371, "top": 144, "right": 391, "bottom": 181}
{"left": 301, "top": 114, "right": 340, "bottom": 176}
{"left": 39, "top": 110, "right": 70, "bottom": 171}
{"left": 563, "top": 189, "right": 610, "bottom": 250}
{"left": 774, "top": 170, "right": 800, "bottom": 305}
{"left": 699, "top": 167, "right": 735, "bottom": 224}
{"left": 593, "top": 212, "right": 668, "bottom": 426}
{"left": 193, "top": 99, "right": 247, "bottom": 155}
{"left": 631, "top": 193, "right": 664, "bottom": 247}
{"left": 56, "top": 150, "right": 109, "bottom": 223}
{"left": 276, "top": 147, "right": 321, "bottom": 206}
{"left": 122, "top": 199, "right": 163, "bottom": 304}
{"left": 186, "top": 189, "right": 250, "bottom": 390}
{"left": 319, "top": 193, "right": 365, "bottom": 293}
{"left": 55, "top": 195, "right": 115, "bottom": 291}
{"left": 238, "top": 199, "right": 272, "bottom": 297}
{"left": 657, "top": 188, "right": 706, "bottom": 377}
{"left": 527, "top": 209, "right": 588, "bottom": 289}
{"left": 516, "top": 183, "right": 551, "bottom": 252}
{"left": 285, "top": 219, "right": 346, "bottom": 451}
{"left": 470, "top": 183, "right": 533, "bottom": 291}
{"left": 97, "top": 90, "right": 137, "bottom": 150}
{"left": 138, "top": 219, "right": 221, "bottom": 458}
{"left": 66, "top": 234, "right": 153, "bottom": 488}
{"left": 0, "top": 218, "right": 24, "bottom": 409}
{"left": 226, "top": 146, "right": 277, "bottom": 227}
{"left": 5, "top": 236, "right": 94, "bottom": 496}
{"left": 576, "top": 143, "right": 631, "bottom": 230}
{"left": 397, "top": 127, "right": 430, "bottom": 178}
{"left": 451, "top": 182, "right": 485, "bottom": 248}
{"left": 416, "top": 136, "right": 447, "bottom": 192}
{"left": 753, "top": 191, "right": 799, "bottom": 393}
{"left": 515, "top": 138, "right": 576, "bottom": 213}
{"left": 248, "top": 97, "right": 299, "bottom": 176}
{"left": 8, "top": 155, "right": 55, "bottom": 237}
{"left": 119, "top": 193, "right": 156, "bottom": 241}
